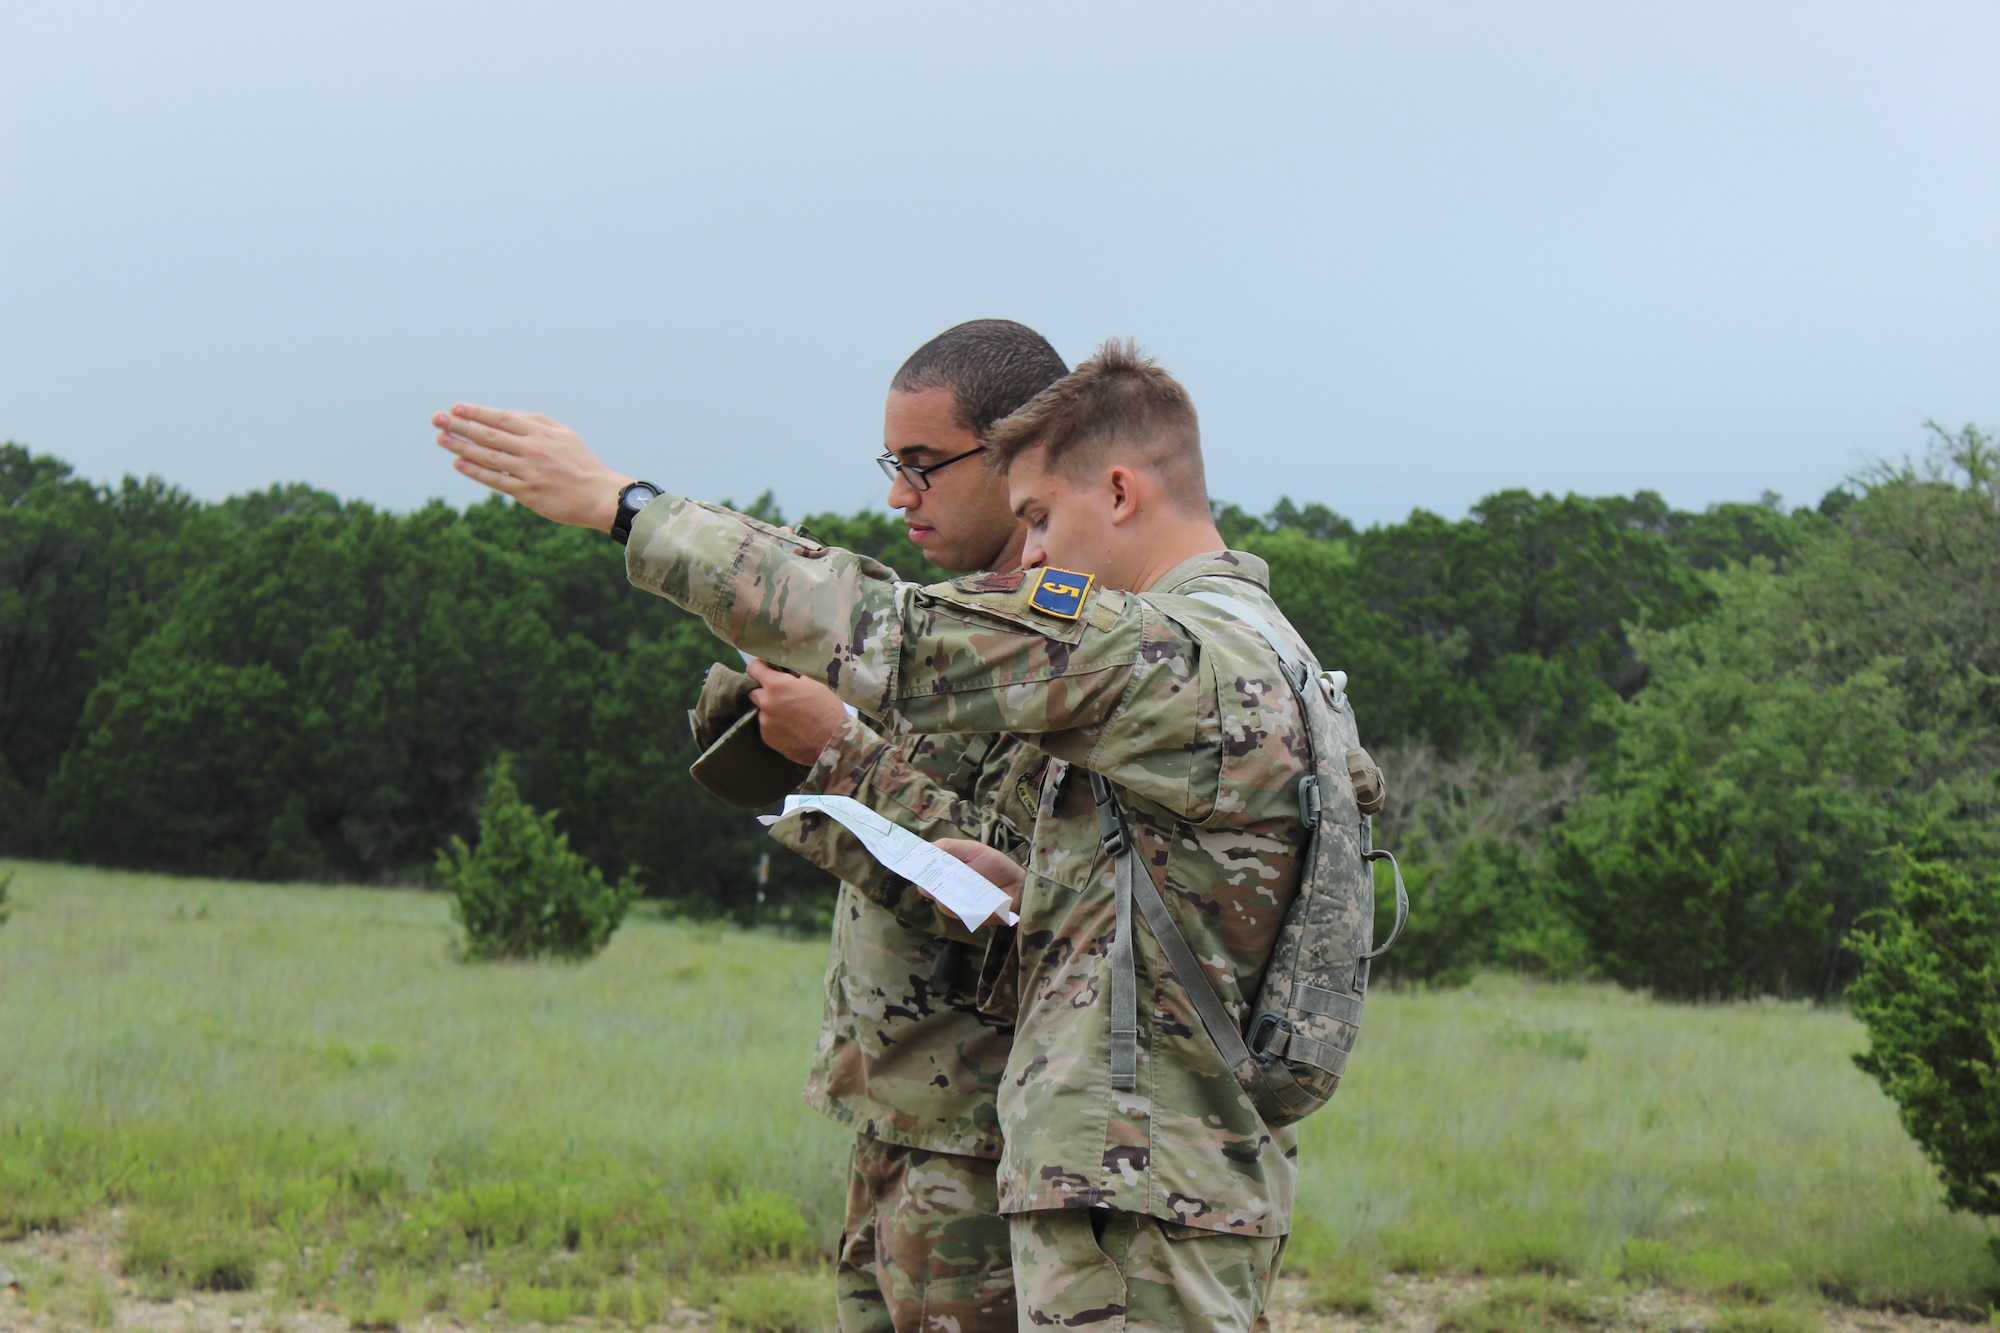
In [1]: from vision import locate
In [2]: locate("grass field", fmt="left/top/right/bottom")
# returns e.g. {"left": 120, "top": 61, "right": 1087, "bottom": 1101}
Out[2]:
{"left": 0, "top": 860, "right": 1993, "bottom": 1328}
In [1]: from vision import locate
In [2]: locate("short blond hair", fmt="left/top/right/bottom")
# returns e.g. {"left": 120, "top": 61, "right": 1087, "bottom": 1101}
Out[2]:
{"left": 985, "top": 338, "right": 1209, "bottom": 514}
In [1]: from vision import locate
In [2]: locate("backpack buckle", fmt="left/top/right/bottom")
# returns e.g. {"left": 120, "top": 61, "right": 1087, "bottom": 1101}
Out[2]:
{"left": 1297, "top": 776, "right": 1322, "bottom": 828}
{"left": 1087, "top": 771, "right": 1129, "bottom": 857}
{"left": 1247, "top": 1011, "right": 1292, "bottom": 1064}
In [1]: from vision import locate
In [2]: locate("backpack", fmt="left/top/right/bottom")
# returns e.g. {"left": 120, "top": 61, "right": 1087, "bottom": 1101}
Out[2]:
{"left": 1089, "top": 589, "right": 1406, "bottom": 1128}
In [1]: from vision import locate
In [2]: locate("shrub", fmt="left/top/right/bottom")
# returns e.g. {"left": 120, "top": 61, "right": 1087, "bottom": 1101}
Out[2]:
{"left": 1849, "top": 848, "right": 2000, "bottom": 1262}
{"left": 437, "top": 756, "right": 638, "bottom": 962}
{"left": 707, "top": 1188, "right": 813, "bottom": 1265}
{"left": 1369, "top": 742, "right": 1591, "bottom": 985}
{"left": 716, "top": 1269, "right": 831, "bottom": 1332}
{"left": 1437, "top": 1277, "right": 1610, "bottom": 1333}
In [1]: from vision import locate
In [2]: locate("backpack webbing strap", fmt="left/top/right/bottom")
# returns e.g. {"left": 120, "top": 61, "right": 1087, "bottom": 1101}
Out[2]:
{"left": 1186, "top": 590, "right": 1314, "bottom": 691}
{"left": 1090, "top": 772, "right": 1264, "bottom": 1097}
{"left": 946, "top": 733, "right": 995, "bottom": 799}
{"left": 1091, "top": 771, "right": 1141, "bottom": 1090}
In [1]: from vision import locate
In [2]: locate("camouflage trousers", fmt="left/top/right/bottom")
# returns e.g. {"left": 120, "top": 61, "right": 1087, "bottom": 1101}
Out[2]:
{"left": 1010, "top": 1209, "right": 1286, "bottom": 1333}
{"left": 836, "top": 1135, "right": 1015, "bottom": 1333}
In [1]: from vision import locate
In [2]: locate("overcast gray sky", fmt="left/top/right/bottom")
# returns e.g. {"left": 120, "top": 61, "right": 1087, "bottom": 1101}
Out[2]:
{"left": 3, "top": 1, "right": 1995, "bottom": 527}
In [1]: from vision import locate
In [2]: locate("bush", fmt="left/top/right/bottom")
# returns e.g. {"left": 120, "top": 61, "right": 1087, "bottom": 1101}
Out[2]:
{"left": 1557, "top": 427, "right": 2000, "bottom": 1000}
{"left": 1849, "top": 848, "right": 2000, "bottom": 1262}
{"left": 437, "top": 756, "right": 638, "bottom": 961}
{"left": 1370, "top": 742, "right": 1591, "bottom": 985}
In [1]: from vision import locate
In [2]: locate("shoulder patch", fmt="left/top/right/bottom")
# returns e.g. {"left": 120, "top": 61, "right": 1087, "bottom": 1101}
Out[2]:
{"left": 952, "top": 569, "right": 1028, "bottom": 594}
{"left": 1028, "top": 567, "right": 1095, "bottom": 620}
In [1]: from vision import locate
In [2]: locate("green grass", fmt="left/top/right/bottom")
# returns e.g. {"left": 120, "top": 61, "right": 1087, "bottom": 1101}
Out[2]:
{"left": 0, "top": 859, "right": 843, "bottom": 1321}
{"left": 1287, "top": 978, "right": 1998, "bottom": 1313}
{"left": 1437, "top": 1277, "right": 1616, "bottom": 1332}
{"left": 1, "top": 859, "right": 1995, "bottom": 1320}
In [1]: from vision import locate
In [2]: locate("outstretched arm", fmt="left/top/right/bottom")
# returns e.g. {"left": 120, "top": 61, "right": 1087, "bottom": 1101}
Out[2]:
{"left": 432, "top": 402, "right": 1212, "bottom": 818}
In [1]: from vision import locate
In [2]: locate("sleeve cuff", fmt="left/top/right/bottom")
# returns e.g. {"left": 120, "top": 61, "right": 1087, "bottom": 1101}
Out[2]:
{"left": 800, "top": 714, "right": 890, "bottom": 797}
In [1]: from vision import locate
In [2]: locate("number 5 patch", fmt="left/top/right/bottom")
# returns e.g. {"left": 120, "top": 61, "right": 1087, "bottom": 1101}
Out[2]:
{"left": 1029, "top": 567, "right": 1095, "bottom": 620}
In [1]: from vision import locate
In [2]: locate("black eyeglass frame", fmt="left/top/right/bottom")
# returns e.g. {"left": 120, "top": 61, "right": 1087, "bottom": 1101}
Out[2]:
{"left": 875, "top": 445, "right": 986, "bottom": 491}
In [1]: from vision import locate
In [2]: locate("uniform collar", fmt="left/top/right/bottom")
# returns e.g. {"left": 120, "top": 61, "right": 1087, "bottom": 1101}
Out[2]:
{"left": 1148, "top": 548, "right": 1272, "bottom": 594}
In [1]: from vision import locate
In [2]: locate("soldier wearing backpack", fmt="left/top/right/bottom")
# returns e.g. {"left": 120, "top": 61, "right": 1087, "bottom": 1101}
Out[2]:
{"left": 433, "top": 337, "right": 1400, "bottom": 1332}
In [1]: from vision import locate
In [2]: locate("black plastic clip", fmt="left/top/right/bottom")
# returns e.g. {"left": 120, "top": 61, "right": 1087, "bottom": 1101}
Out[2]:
{"left": 1297, "top": 775, "right": 1322, "bottom": 828}
{"left": 1247, "top": 1011, "right": 1292, "bottom": 1064}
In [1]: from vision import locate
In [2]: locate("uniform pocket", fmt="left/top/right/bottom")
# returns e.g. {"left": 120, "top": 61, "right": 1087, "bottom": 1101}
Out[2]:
{"left": 918, "top": 1266, "right": 1016, "bottom": 1332}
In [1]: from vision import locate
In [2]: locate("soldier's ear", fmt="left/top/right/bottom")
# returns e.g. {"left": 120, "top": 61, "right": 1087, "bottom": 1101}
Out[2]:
{"left": 1107, "top": 465, "right": 1143, "bottom": 526}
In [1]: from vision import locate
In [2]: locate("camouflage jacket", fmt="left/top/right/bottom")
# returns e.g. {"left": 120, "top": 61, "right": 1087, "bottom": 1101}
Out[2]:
{"left": 766, "top": 715, "right": 1038, "bottom": 1158}
{"left": 628, "top": 496, "right": 1313, "bottom": 1238}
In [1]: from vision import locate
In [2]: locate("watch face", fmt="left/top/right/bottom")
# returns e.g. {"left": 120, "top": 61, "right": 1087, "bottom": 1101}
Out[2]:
{"left": 623, "top": 485, "right": 655, "bottom": 513}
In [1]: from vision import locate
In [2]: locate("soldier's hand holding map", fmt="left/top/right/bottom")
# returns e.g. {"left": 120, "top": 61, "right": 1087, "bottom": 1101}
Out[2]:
{"left": 761, "top": 795, "right": 1021, "bottom": 931}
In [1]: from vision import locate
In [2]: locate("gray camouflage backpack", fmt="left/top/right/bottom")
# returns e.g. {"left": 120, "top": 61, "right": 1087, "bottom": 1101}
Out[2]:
{"left": 1089, "top": 589, "right": 1407, "bottom": 1128}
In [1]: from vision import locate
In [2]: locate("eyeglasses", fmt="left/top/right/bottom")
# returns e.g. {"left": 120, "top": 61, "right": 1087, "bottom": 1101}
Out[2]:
{"left": 876, "top": 445, "right": 985, "bottom": 491}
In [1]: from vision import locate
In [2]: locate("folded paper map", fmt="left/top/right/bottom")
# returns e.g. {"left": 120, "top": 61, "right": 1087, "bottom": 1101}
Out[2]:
{"left": 760, "top": 794, "right": 1020, "bottom": 931}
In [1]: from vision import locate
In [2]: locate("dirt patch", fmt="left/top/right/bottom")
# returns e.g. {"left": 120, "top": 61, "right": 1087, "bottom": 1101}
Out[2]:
{"left": 0, "top": 1221, "right": 1985, "bottom": 1332}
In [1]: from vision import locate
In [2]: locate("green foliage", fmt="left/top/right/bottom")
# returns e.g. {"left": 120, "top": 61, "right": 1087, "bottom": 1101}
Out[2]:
{"left": 707, "top": 1188, "right": 813, "bottom": 1263}
{"left": 13, "top": 469, "right": 821, "bottom": 919}
{"left": 1711, "top": 1303, "right": 1821, "bottom": 1333}
{"left": 1437, "top": 1278, "right": 1612, "bottom": 1333}
{"left": 716, "top": 1269, "right": 833, "bottom": 1331}
{"left": 437, "top": 756, "right": 638, "bottom": 961}
{"left": 1850, "top": 848, "right": 2000, "bottom": 1251}
{"left": 1296, "top": 1246, "right": 1380, "bottom": 1316}
{"left": 1370, "top": 742, "right": 1591, "bottom": 984}
{"left": 0, "top": 445, "right": 213, "bottom": 853}
{"left": 1304, "top": 489, "right": 1718, "bottom": 759}
{"left": 121, "top": 1209, "right": 260, "bottom": 1293}
{"left": 1557, "top": 427, "right": 2000, "bottom": 999}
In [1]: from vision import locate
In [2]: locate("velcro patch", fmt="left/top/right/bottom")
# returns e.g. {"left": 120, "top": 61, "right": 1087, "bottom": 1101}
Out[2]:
{"left": 952, "top": 569, "right": 1028, "bottom": 594}
{"left": 1028, "top": 567, "right": 1095, "bottom": 619}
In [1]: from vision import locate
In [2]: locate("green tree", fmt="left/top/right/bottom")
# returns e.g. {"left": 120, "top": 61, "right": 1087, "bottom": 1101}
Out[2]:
{"left": 1557, "top": 427, "right": 2000, "bottom": 998}
{"left": 0, "top": 445, "right": 212, "bottom": 852}
{"left": 49, "top": 498, "right": 574, "bottom": 880}
{"left": 1369, "top": 742, "right": 1590, "bottom": 985}
{"left": 1850, "top": 846, "right": 2000, "bottom": 1261}
{"left": 437, "top": 755, "right": 638, "bottom": 961}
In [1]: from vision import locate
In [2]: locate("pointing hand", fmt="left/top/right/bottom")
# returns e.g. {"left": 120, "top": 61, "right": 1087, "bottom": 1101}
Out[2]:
{"left": 434, "top": 403, "right": 635, "bottom": 531}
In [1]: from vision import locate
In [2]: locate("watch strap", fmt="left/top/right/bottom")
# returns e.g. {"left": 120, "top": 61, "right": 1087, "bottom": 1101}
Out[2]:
{"left": 611, "top": 481, "right": 662, "bottom": 545}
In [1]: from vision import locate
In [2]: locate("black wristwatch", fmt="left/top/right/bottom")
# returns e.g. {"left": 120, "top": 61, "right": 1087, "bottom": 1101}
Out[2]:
{"left": 610, "top": 481, "right": 663, "bottom": 545}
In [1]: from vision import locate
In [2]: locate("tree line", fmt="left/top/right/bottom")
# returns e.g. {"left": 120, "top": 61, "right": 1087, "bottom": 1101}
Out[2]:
{"left": 4, "top": 430, "right": 1994, "bottom": 1001}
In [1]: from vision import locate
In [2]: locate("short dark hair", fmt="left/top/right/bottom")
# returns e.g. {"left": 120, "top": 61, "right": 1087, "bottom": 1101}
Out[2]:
{"left": 890, "top": 319, "right": 1069, "bottom": 436}
{"left": 985, "top": 338, "right": 1208, "bottom": 514}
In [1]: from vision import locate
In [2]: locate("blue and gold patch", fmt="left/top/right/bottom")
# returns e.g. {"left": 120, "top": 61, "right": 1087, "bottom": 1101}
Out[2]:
{"left": 1028, "top": 567, "right": 1095, "bottom": 620}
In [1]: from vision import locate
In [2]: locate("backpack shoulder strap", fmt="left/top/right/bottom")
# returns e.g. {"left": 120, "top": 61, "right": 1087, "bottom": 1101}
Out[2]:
{"left": 1089, "top": 770, "right": 1264, "bottom": 1094}
{"left": 1182, "top": 588, "right": 1317, "bottom": 694}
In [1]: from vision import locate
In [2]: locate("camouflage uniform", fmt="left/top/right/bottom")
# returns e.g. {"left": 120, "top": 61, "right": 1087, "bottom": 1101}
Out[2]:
{"left": 628, "top": 496, "right": 1313, "bottom": 1328}
{"left": 1012, "top": 1210, "right": 1286, "bottom": 1332}
{"left": 765, "top": 718, "right": 1038, "bottom": 1332}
